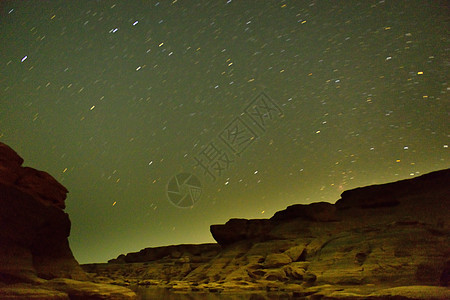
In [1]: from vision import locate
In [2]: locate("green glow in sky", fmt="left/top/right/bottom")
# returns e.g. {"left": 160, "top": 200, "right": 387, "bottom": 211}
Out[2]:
{"left": 1, "top": 0, "right": 448, "bottom": 263}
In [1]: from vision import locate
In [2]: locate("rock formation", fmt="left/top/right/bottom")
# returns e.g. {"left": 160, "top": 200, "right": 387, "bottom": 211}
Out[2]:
{"left": 107, "top": 243, "right": 221, "bottom": 264}
{"left": 86, "top": 168, "right": 450, "bottom": 299}
{"left": 0, "top": 142, "right": 136, "bottom": 299}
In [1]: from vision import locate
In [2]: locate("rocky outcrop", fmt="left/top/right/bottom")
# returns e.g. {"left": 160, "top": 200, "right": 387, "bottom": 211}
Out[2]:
{"left": 108, "top": 243, "right": 221, "bottom": 264}
{"left": 83, "top": 243, "right": 221, "bottom": 287}
{"left": 0, "top": 142, "right": 84, "bottom": 284}
{"left": 210, "top": 218, "right": 274, "bottom": 246}
{"left": 335, "top": 168, "right": 449, "bottom": 210}
{"left": 0, "top": 183, "right": 86, "bottom": 283}
{"left": 271, "top": 201, "right": 338, "bottom": 222}
{"left": 85, "top": 168, "right": 450, "bottom": 299}
{"left": 0, "top": 143, "right": 67, "bottom": 209}
{"left": 0, "top": 142, "right": 136, "bottom": 299}
{"left": 210, "top": 170, "right": 449, "bottom": 247}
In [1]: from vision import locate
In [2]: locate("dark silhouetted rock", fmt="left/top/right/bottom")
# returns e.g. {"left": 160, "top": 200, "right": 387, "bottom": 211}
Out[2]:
{"left": 0, "top": 142, "right": 137, "bottom": 299}
{"left": 0, "top": 143, "right": 23, "bottom": 186}
{"left": 16, "top": 167, "right": 68, "bottom": 210}
{"left": 0, "top": 143, "right": 84, "bottom": 283}
{"left": 210, "top": 218, "right": 274, "bottom": 246}
{"left": 0, "top": 142, "right": 67, "bottom": 209}
{"left": 271, "top": 201, "right": 338, "bottom": 222}
{"left": 108, "top": 243, "right": 221, "bottom": 263}
{"left": 335, "top": 169, "right": 450, "bottom": 210}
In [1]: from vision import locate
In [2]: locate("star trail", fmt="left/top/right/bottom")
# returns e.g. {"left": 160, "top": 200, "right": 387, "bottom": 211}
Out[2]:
{"left": 1, "top": 0, "right": 448, "bottom": 263}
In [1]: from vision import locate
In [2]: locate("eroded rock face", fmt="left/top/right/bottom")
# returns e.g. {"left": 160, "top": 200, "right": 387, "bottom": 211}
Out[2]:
{"left": 0, "top": 143, "right": 67, "bottom": 209}
{"left": 210, "top": 218, "right": 274, "bottom": 246}
{"left": 0, "top": 142, "right": 83, "bottom": 283}
{"left": 0, "top": 143, "right": 24, "bottom": 186}
{"left": 0, "top": 184, "right": 84, "bottom": 282}
{"left": 271, "top": 201, "right": 338, "bottom": 222}
{"left": 85, "top": 168, "right": 449, "bottom": 299}
{"left": 0, "top": 142, "right": 137, "bottom": 299}
{"left": 335, "top": 169, "right": 450, "bottom": 210}
{"left": 108, "top": 243, "right": 221, "bottom": 264}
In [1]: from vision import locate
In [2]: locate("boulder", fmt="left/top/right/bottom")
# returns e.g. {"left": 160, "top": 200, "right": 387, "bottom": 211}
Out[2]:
{"left": 263, "top": 269, "right": 288, "bottom": 281}
{"left": 283, "top": 245, "right": 307, "bottom": 262}
{"left": 264, "top": 253, "right": 292, "bottom": 268}
{"left": 283, "top": 262, "right": 308, "bottom": 280}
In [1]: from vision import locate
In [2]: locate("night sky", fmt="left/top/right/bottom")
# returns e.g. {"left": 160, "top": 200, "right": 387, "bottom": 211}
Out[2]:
{"left": 1, "top": 1, "right": 448, "bottom": 263}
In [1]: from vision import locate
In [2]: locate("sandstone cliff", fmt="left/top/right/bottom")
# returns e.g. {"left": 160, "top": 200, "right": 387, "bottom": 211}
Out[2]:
{"left": 87, "top": 168, "right": 450, "bottom": 299}
{"left": 0, "top": 142, "right": 136, "bottom": 299}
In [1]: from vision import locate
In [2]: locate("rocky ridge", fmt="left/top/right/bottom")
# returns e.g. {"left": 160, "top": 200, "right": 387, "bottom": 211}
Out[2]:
{"left": 85, "top": 168, "right": 450, "bottom": 299}
{"left": 0, "top": 142, "right": 136, "bottom": 299}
